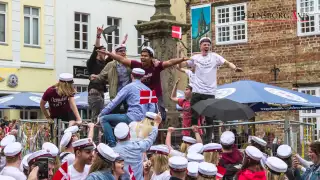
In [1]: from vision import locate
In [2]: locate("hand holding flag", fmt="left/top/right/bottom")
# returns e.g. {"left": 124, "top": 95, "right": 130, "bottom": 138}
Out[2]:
{"left": 52, "top": 161, "right": 69, "bottom": 180}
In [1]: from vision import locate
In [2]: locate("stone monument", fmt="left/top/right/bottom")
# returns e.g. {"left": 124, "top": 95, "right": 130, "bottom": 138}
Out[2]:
{"left": 135, "top": 0, "right": 190, "bottom": 130}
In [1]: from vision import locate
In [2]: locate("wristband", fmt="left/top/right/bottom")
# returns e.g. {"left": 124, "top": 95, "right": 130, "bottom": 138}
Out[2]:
{"left": 97, "top": 34, "right": 101, "bottom": 38}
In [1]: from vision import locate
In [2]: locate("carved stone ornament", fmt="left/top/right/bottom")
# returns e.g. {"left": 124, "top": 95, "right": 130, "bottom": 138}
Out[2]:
{"left": 7, "top": 74, "right": 18, "bottom": 88}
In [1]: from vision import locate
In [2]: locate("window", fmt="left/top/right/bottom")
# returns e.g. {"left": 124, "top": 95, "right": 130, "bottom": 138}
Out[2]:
{"left": 297, "top": 0, "right": 320, "bottom": 36}
{"left": 74, "top": 85, "right": 88, "bottom": 92}
{"left": 24, "top": 6, "right": 40, "bottom": 46}
{"left": 74, "top": 12, "right": 89, "bottom": 50}
{"left": 0, "top": 3, "right": 6, "bottom": 43}
{"left": 215, "top": 3, "right": 247, "bottom": 45}
{"left": 137, "top": 21, "right": 149, "bottom": 54}
{"left": 20, "top": 110, "right": 39, "bottom": 119}
{"left": 107, "top": 17, "right": 120, "bottom": 52}
{"left": 299, "top": 87, "right": 320, "bottom": 140}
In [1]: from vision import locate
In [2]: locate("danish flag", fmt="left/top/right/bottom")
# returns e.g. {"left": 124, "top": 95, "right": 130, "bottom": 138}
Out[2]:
{"left": 216, "top": 165, "right": 226, "bottom": 180}
{"left": 140, "top": 90, "right": 158, "bottom": 104}
{"left": 53, "top": 161, "right": 70, "bottom": 180}
{"left": 129, "top": 165, "right": 136, "bottom": 180}
{"left": 172, "top": 26, "right": 182, "bottom": 39}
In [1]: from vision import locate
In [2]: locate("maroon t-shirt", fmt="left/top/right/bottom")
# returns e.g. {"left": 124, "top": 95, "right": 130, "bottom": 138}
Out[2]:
{"left": 130, "top": 60, "right": 164, "bottom": 97}
{"left": 42, "top": 86, "right": 73, "bottom": 118}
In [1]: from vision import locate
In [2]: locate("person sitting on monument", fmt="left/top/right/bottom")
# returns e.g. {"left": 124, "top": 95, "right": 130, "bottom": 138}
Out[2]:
{"left": 98, "top": 68, "right": 156, "bottom": 147}
{"left": 97, "top": 46, "right": 189, "bottom": 121}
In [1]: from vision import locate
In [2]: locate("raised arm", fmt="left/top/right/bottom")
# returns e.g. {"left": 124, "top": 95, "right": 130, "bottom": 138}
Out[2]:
{"left": 170, "top": 78, "right": 180, "bottom": 103}
{"left": 162, "top": 57, "right": 189, "bottom": 69}
{"left": 97, "top": 50, "right": 131, "bottom": 67}
{"left": 165, "top": 127, "right": 175, "bottom": 150}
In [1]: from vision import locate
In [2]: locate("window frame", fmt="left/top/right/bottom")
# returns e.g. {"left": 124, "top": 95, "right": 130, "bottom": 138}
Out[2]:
{"left": 0, "top": 3, "right": 7, "bottom": 43}
{"left": 137, "top": 21, "right": 150, "bottom": 54}
{"left": 74, "top": 85, "right": 88, "bottom": 93}
{"left": 74, "top": 12, "right": 89, "bottom": 50}
{"left": 215, "top": 3, "right": 248, "bottom": 45}
{"left": 20, "top": 110, "right": 39, "bottom": 119}
{"left": 297, "top": 0, "right": 320, "bottom": 36}
{"left": 107, "top": 17, "right": 121, "bottom": 52}
{"left": 24, "top": 6, "right": 40, "bottom": 46}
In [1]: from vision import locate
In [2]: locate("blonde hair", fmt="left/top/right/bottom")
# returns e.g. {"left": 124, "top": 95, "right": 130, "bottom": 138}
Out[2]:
{"left": 180, "top": 143, "right": 191, "bottom": 153}
{"left": 54, "top": 81, "right": 76, "bottom": 97}
{"left": 53, "top": 156, "right": 61, "bottom": 175}
{"left": 151, "top": 154, "right": 169, "bottom": 175}
{"left": 6, "top": 154, "right": 20, "bottom": 163}
{"left": 197, "top": 176, "right": 216, "bottom": 180}
{"left": 203, "top": 152, "right": 219, "bottom": 165}
{"left": 267, "top": 171, "right": 286, "bottom": 180}
{"left": 89, "top": 153, "right": 112, "bottom": 173}
{"left": 135, "top": 118, "right": 153, "bottom": 139}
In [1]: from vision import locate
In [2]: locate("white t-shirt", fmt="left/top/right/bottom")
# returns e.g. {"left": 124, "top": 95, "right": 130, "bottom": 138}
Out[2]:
{"left": 187, "top": 52, "right": 226, "bottom": 95}
{"left": 151, "top": 170, "right": 171, "bottom": 180}
{"left": 61, "top": 152, "right": 75, "bottom": 166}
{"left": 185, "top": 69, "right": 195, "bottom": 87}
{"left": 68, "top": 164, "right": 91, "bottom": 180}
{"left": 0, "top": 156, "right": 6, "bottom": 172}
{"left": 0, "top": 166, "right": 27, "bottom": 180}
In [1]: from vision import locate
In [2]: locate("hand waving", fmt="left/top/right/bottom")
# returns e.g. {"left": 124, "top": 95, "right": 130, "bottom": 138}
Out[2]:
{"left": 97, "top": 25, "right": 104, "bottom": 35}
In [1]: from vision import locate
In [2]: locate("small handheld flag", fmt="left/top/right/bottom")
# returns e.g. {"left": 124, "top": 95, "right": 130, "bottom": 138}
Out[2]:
{"left": 140, "top": 90, "right": 158, "bottom": 104}
{"left": 129, "top": 165, "right": 136, "bottom": 180}
{"left": 52, "top": 161, "right": 69, "bottom": 180}
{"left": 216, "top": 165, "right": 226, "bottom": 179}
{"left": 172, "top": 26, "right": 182, "bottom": 39}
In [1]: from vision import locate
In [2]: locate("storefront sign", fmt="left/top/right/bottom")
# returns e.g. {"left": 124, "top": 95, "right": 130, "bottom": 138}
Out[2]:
{"left": 73, "top": 66, "right": 89, "bottom": 79}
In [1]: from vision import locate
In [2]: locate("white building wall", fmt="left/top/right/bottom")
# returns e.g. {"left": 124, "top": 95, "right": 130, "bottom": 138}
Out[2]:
{"left": 56, "top": 0, "right": 155, "bottom": 86}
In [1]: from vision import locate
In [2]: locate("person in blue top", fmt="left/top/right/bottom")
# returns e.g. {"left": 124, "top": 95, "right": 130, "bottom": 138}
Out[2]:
{"left": 98, "top": 68, "right": 156, "bottom": 147}
{"left": 112, "top": 114, "right": 161, "bottom": 180}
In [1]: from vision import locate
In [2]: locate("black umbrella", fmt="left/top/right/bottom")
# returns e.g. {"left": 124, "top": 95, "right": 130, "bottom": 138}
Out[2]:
{"left": 192, "top": 98, "right": 255, "bottom": 121}
{"left": 102, "top": 26, "right": 118, "bottom": 44}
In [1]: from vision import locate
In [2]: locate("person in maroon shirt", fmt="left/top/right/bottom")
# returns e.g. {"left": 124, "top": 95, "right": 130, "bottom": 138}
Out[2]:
{"left": 40, "top": 73, "right": 82, "bottom": 127}
{"left": 97, "top": 46, "right": 188, "bottom": 120}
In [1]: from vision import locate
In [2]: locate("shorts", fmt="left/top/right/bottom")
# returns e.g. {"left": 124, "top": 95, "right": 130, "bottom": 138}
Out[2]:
{"left": 54, "top": 111, "right": 76, "bottom": 122}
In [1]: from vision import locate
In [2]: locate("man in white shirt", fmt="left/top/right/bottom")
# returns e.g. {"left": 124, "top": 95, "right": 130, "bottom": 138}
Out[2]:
{"left": 68, "top": 138, "right": 94, "bottom": 180}
{"left": 179, "top": 37, "right": 242, "bottom": 143}
{"left": 0, "top": 142, "right": 27, "bottom": 180}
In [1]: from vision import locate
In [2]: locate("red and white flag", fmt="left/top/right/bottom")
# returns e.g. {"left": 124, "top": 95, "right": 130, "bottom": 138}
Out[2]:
{"left": 216, "top": 165, "right": 226, "bottom": 180}
{"left": 52, "top": 161, "right": 70, "bottom": 180}
{"left": 140, "top": 90, "right": 158, "bottom": 104}
{"left": 172, "top": 26, "right": 182, "bottom": 39}
{"left": 129, "top": 165, "right": 136, "bottom": 180}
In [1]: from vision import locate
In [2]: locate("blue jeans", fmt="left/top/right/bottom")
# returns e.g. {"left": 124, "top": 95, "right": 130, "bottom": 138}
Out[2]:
{"left": 100, "top": 114, "right": 131, "bottom": 147}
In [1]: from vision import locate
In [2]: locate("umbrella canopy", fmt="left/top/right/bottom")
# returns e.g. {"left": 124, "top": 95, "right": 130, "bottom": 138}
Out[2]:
{"left": 0, "top": 104, "right": 10, "bottom": 109}
{"left": 74, "top": 92, "right": 110, "bottom": 109}
{"left": 0, "top": 92, "right": 43, "bottom": 108}
{"left": 216, "top": 80, "right": 320, "bottom": 111}
{"left": 192, "top": 98, "right": 255, "bottom": 121}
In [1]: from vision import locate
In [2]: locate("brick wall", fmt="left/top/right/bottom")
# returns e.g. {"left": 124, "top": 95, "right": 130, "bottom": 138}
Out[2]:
{"left": 186, "top": 0, "right": 320, "bottom": 137}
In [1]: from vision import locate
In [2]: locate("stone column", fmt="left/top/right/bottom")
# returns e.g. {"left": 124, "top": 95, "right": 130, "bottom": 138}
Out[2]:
{"left": 135, "top": 0, "right": 190, "bottom": 128}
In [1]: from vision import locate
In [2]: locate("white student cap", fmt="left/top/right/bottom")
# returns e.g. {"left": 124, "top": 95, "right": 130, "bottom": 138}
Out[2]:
{"left": 182, "top": 136, "right": 197, "bottom": 145}
{"left": 265, "top": 157, "right": 288, "bottom": 173}
{"left": 146, "top": 112, "right": 157, "bottom": 120}
{"left": 42, "top": 142, "right": 59, "bottom": 157}
{"left": 115, "top": 44, "right": 126, "bottom": 52}
{"left": 199, "top": 37, "right": 212, "bottom": 44}
{"left": 277, "top": 144, "right": 292, "bottom": 159}
{"left": 59, "top": 73, "right": 74, "bottom": 82}
{"left": 170, "top": 149, "right": 186, "bottom": 157}
{"left": 149, "top": 145, "right": 169, "bottom": 155}
{"left": 187, "top": 162, "right": 199, "bottom": 177}
{"left": 187, "top": 152, "right": 204, "bottom": 163}
{"left": 188, "top": 143, "right": 204, "bottom": 154}
{"left": 132, "top": 68, "right": 145, "bottom": 77}
{"left": 27, "top": 150, "right": 53, "bottom": 166}
{"left": 72, "top": 138, "right": 95, "bottom": 150}
{"left": 96, "top": 143, "right": 119, "bottom": 162}
{"left": 0, "top": 175, "right": 15, "bottom": 180}
{"left": 21, "top": 153, "right": 32, "bottom": 171}
{"left": 245, "top": 146, "right": 263, "bottom": 161}
{"left": 60, "top": 132, "right": 72, "bottom": 149}
{"left": 220, "top": 131, "right": 235, "bottom": 145}
{"left": 141, "top": 46, "right": 155, "bottom": 57}
{"left": 169, "top": 156, "right": 188, "bottom": 171}
{"left": 251, "top": 136, "right": 267, "bottom": 147}
{"left": 64, "top": 126, "right": 79, "bottom": 134}
{"left": 198, "top": 162, "right": 217, "bottom": 178}
{"left": 4, "top": 142, "right": 22, "bottom": 157}
{"left": 203, "top": 143, "right": 222, "bottom": 152}
{"left": 0, "top": 135, "right": 16, "bottom": 147}
{"left": 114, "top": 122, "right": 130, "bottom": 140}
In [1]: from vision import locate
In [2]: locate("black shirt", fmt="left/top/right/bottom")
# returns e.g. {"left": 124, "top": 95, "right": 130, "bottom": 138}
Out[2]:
{"left": 169, "top": 177, "right": 182, "bottom": 180}
{"left": 86, "top": 46, "right": 108, "bottom": 92}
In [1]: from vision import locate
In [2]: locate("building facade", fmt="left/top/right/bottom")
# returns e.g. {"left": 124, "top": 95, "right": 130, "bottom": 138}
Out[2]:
{"left": 55, "top": 0, "right": 155, "bottom": 93}
{"left": 187, "top": 0, "right": 320, "bottom": 140}
{"left": 0, "top": 0, "right": 56, "bottom": 119}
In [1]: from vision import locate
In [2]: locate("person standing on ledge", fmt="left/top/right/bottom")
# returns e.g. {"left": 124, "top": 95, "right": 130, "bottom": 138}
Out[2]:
{"left": 179, "top": 37, "right": 243, "bottom": 143}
